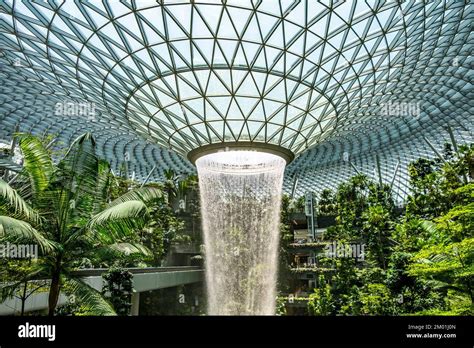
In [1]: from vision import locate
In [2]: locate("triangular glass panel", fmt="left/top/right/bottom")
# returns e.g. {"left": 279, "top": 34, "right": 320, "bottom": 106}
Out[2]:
{"left": 242, "top": 14, "right": 261, "bottom": 42}
{"left": 191, "top": 7, "right": 212, "bottom": 38}
{"left": 227, "top": 6, "right": 252, "bottom": 36}
{"left": 217, "top": 39, "right": 238, "bottom": 64}
{"left": 191, "top": 42, "right": 209, "bottom": 66}
{"left": 242, "top": 41, "right": 260, "bottom": 64}
{"left": 284, "top": 21, "right": 302, "bottom": 46}
{"left": 227, "top": 120, "right": 245, "bottom": 138}
{"left": 266, "top": 79, "right": 286, "bottom": 100}
{"left": 196, "top": 4, "right": 222, "bottom": 34}
{"left": 165, "top": 10, "right": 188, "bottom": 40}
{"left": 267, "top": 22, "right": 284, "bottom": 48}
{"left": 263, "top": 99, "right": 283, "bottom": 117}
{"left": 217, "top": 9, "right": 237, "bottom": 38}
{"left": 236, "top": 75, "right": 259, "bottom": 96}
{"left": 286, "top": 1, "right": 306, "bottom": 24}
{"left": 139, "top": 7, "right": 166, "bottom": 36}
{"left": 223, "top": 122, "right": 237, "bottom": 141}
{"left": 264, "top": 46, "right": 282, "bottom": 68}
{"left": 271, "top": 53, "right": 285, "bottom": 72}
{"left": 289, "top": 32, "right": 306, "bottom": 56}
{"left": 214, "top": 42, "right": 230, "bottom": 66}
{"left": 247, "top": 121, "right": 264, "bottom": 138}
{"left": 214, "top": 69, "right": 232, "bottom": 90}
{"left": 205, "top": 100, "right": 223, "bottom": 121}
{"left": 268, "top": 108, "right": 286, "bottom": 125}
{"left": 177, "top": 75, "right": 198, "bottom": 100}
{"left": 171, "top": 4, "right": 192, "bottom": 34}
{"left": 192, "top": 122, "right": 210, "bottom": 143}
{"left": 209, "top": 96, "right": 232, "bottom": 115}
{"left": 231, "top": 69, "right": 249, "bottom": 91}
{"left": 236, "top": 96, "right": 259, "bottom": 117}
{"left": 250, "top": 101, "right": 265, "bottom": 122}
{"left": 290, "top": 90, "right": 310, "bottom": 110}
{"left": 227, "top": 98, "right": 244, "bottom": 119}
{"left": 207, "top": 71, "right": 229, "bottom": 95}
{"left": 171, "top": 40, "right": 192, "bottom": 66}
{"left": 194, "top": 38, "right": 214, "bottom": 65}
{"left": 194, "top": 69, "right": 211, "bottom": 91}
{"left": 184, "top": 97, "right": 205, "bottom": 116}
{"left": 184, "top": 108, "right": 203, "bottom": 124}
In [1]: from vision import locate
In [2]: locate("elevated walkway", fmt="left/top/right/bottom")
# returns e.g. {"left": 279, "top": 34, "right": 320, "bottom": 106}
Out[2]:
{"left": 0, "top": 266, "right": 203, "bottom": 315}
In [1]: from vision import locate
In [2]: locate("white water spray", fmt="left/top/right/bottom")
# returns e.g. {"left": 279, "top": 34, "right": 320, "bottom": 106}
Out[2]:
{"left": 195, "top": 150, "right": 286, "bottom": 315}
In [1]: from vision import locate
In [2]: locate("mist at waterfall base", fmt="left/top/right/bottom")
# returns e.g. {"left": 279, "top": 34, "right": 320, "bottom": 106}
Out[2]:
{"left": 195, "top": 150, "right": 286, "bottom": 315}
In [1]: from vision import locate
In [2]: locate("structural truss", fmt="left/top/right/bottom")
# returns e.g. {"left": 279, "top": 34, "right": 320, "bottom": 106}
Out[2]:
{"left": 0, "top": 0, "right": 472, "bottom": 201}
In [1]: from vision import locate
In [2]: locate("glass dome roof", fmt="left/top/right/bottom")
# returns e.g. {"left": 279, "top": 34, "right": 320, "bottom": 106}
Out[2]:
{"left": 0, "top": 0, "right": 472, "bottom": 202}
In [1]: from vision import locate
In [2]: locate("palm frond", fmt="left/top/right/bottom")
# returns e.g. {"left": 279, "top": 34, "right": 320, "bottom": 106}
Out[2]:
{"left": 65, "top": 278, "right": 116, "bottom": 316}
{"left": 0, "top": 179, "right": 40, "bottom": 223}
{"left": 49, "top": 133, "right": 101, "bottom": 235}
{"left": 420, "top": 220, "right": 439, "bottom": 235}
{"left": 103, "top": 243, "right": 153, "bottom": 256}
{"left": 92, "top": 160, "right": 112, "bottom": 213}
{"left": 18, "top": 134, "right": 53, "bottom": 195}
{"left": 87, "top": 201, "right": 149, "bottom": 242}
{"left": 86, "top": 242, "right": 152, "bottom": 262}
{"left": 108, "top": 186, "right": 163, "bottom": 207}
{"left": 89, "top": 200, "right": 149, "bottom": 226}
{"left": 59, "top": 133, "right": 99, "bottom": 197}
{"left": 423, "top": 279, "right": 465, "bottom": 293}
{"left": 0, "top": 215, "right": 54, "bottom": 253}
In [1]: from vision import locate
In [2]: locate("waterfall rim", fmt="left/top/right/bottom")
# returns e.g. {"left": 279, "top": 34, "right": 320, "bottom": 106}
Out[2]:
{"left": 187, "top": 142, "right": 295, "bottom": 165}
{"left": 195, "top": 151, "right": 286, "bottom": 175}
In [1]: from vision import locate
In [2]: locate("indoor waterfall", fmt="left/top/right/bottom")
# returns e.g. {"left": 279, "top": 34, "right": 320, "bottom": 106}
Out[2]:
{"left": 195, "top": 150, "right": 286, "bottom": 315}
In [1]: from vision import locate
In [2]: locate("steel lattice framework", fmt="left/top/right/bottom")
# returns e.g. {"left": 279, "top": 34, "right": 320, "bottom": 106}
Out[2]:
{"left": 0, "top": 0, "right": 473, "bottom": 202}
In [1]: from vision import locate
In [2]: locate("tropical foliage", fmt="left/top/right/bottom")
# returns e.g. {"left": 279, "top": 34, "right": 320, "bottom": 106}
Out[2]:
{"left": 279, "top": 143, "right": 473, "bottom": 316}
{"left": 1, "top": 131, "right": 472, "bottom": 316}
{"left": 0, "top": 133, "right": 193, "bottom": 316}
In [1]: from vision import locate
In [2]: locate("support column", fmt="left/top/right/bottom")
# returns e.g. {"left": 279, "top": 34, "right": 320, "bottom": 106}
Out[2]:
{"left": 130, "top": 292, "right": 140, "bottom": 316}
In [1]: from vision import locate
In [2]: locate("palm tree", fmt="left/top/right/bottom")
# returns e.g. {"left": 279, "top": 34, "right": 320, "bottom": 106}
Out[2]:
{"left": 163, "top": 169, "right": 198, "bottom": 212}
{"left": 0, "top": 133, "right": 162, "bottom": 315}
{"left": 163, "top": 169, "right": 179, "bottom": 203}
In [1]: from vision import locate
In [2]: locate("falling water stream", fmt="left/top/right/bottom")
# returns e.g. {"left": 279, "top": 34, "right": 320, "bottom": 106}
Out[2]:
{"left": 195, "top": 150, "right": 286, "bottom": 315}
